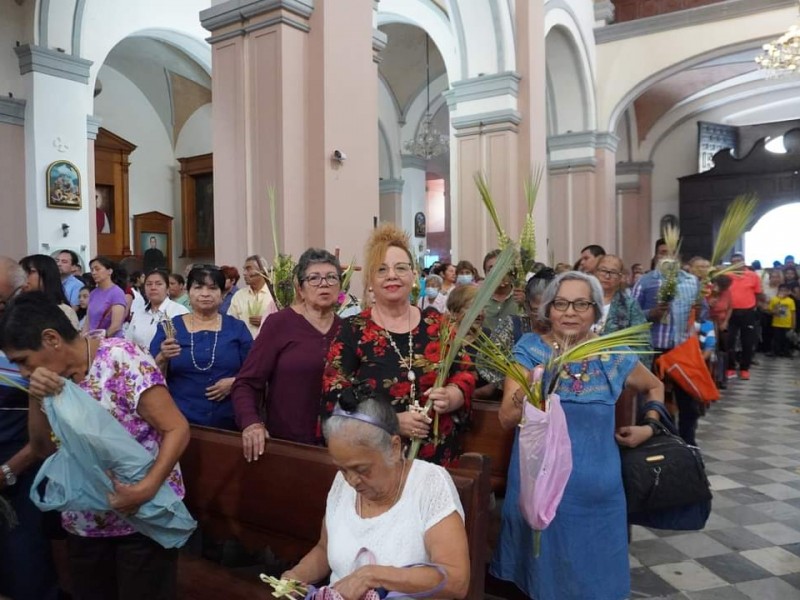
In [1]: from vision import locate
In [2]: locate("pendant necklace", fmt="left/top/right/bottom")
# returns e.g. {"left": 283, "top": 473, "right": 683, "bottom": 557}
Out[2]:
{"left": 375, "top": 307, "right": 417, "bottom": 405}
{"left": 551, "top": 336, "right": 590, "bottom": 393}
{"left": 190, "top": 314, "right": 221, "bottom": 372}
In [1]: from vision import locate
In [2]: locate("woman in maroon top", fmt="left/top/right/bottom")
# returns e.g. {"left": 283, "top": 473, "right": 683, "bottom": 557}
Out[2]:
{"left": 232, "top": 248, "right": 343, "bottom": 460}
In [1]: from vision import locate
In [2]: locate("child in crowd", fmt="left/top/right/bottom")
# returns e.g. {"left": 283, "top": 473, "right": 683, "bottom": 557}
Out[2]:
{"left": 769, "top": 284, "right": 796, "bottom": 357}
{"left": 707, "top": 274, "right": 732, "bottom": 388}
{"left": 76, "top": 286, "right": 90, "bottom": 329}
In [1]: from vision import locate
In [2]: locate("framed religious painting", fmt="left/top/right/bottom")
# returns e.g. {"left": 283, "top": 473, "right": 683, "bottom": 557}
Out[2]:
{"left": 133, "top": 211, "right": 173, "bottom": 272}
{"left": 178, "top": 153, "right": 214, "bottom": 258}
{"left": 414, "top": 212, "right": 426, "bottom": 238}
{"left": 46, "top": 160, "right": 82, "bottom": 209}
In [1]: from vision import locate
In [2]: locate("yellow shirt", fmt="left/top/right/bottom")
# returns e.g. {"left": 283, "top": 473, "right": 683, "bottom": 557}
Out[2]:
{"left": 227, "top": 284, "right": 278, "bottom": 338}
{"left": 769, "top": 296, "right": 796, "bottom": 329}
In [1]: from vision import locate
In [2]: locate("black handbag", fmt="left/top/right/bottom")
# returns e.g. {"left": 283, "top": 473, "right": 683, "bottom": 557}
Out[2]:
{"left": 620, "top": 421, "right": 712, "bottom": 515}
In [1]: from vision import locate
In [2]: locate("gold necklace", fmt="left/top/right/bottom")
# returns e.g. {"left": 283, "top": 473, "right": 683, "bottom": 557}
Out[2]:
{"left": 373, "top": 307, "right": 417, "bottom": 402}
{"left": 357, "top": 458, "right": 407, "bottom": 518}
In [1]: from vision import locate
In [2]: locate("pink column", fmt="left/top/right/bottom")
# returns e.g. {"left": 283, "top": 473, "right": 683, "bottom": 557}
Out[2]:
{"left": 201, "top": 1, "right": 378, "bottom": 268}
{"left": 0, "top": 102, "right": 28, "bottom": 257}
{"left": 616, "top": 161, "right": 653, "bottom": 268}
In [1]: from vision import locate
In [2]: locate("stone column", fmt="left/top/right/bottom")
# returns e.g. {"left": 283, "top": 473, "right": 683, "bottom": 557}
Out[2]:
{"left": 400, "top": 154, "right": 427, "bottom": 246}
{"left": 14, "top": 45, "right": 93, "bottom": 260}
{"left": 202, "top": 0, "right": 379, "bottom": 271}
{"left": 595, "top": 132, "right": 620, "bottom": 254}
{"left": 445, "top": 74, "right": 522, "bottom": 263}
{"left": 0, "top": 98, "right": 28, "bottom": 258}
{"left": 616, "top": 161, "right": 653, "bottom": 268}
{"left": 379, "top": 177, "right": 404, "bottom": 230}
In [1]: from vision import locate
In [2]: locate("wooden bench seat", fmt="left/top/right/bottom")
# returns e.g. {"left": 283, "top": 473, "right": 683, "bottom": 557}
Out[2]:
{"left": 178, "top": 426, "right": 491, "bottom": 600}
{"left": 462, "top": 399, "right": 515, "bottom": 494}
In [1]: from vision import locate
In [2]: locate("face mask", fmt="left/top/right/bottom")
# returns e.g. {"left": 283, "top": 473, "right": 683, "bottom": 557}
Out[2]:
{"left": 425, "top": 287, "right": 440, "bottom": 299}
{"left": 457, "top": 274, "right": 474, "bottom": 285}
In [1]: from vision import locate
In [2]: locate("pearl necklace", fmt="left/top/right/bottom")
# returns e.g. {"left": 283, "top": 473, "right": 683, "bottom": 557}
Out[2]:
{"left": 189, "top": 314, "right": 221, "bottom": 372}
{"left": 374, "top": 307, "right": 417, "bottom": 402}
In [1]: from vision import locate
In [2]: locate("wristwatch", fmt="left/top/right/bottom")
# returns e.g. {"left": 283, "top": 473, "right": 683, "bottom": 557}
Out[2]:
{"left": 1, "top": 464, "right": 16, "bottom": 486}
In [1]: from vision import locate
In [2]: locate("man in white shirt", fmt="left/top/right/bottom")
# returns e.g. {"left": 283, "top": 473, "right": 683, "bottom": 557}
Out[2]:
{"left": 228, "top": 255, "right": 278, "bottom": 338}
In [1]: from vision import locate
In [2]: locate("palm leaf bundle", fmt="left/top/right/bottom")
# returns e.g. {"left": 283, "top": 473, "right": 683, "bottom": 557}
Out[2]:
{"left": 259, "top": 574, "right": 307, "bottom": 600}
{"left": 474, "top": 172, "right": 513, "bottom": 250}
{"left": 519, "top": 166, "right": 544, "bottom": 276}
{"left": 657, "top": 224, "right": 681, "bottom": 305}
{"left": 407, "top": 245, "right": 516, "bottom": 460}
{"left": 267, "top": 185, "right": 296, "bottom": 309}
{"left": 710, "top": 193, "right": 758, "bottom": 267}
{"left": 336, "top": 258, "right": 358, "bottom": 315}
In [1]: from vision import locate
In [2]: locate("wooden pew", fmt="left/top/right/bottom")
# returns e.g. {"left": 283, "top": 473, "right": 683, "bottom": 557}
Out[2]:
{"left": 462, "top": 399, "right": 515, "bottom": 494}
{"left": 178, "top": 426, "right": 490, "bottom": 600}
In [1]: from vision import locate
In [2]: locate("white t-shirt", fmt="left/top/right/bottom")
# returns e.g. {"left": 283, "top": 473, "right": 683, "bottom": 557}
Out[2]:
{"left": 325, "top": 459, "right": 464, "bottom": 584}
{"left": 126, "top": 297, "right": 189, "bottom": 351}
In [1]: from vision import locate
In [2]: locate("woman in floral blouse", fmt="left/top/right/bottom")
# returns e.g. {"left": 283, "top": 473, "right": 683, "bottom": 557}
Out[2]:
{"left": 322, "top": 224, "right": 475, "bottom": 466}
{"left": 0, "top": 291, "right": 189, "bottom": 600}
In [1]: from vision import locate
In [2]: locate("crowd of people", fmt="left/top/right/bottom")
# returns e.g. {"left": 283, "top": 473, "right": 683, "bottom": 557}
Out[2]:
{"left": 0, "top": 231, "right": 796, "bottom": 600}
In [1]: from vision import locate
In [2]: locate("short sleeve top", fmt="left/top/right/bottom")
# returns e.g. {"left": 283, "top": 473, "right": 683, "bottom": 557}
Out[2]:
{"left": 512, "top": 333, "right": 638, "bottom": 405}
{"left": 63, "top": 338, "right": 184, "bottom": 538}
{"left": 325, "top": 460, "right": 464, "bottom": 584}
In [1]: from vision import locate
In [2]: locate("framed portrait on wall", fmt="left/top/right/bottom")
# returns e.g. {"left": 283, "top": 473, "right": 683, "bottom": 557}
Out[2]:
{"left": 95, "top": 184, "right": 115, "bottom": 234}
{"left": 178, "top": 153, "right": 214, "bottom": 258}
{"left": 46, "top": 160, "right": 82, "bottom": 209}
{"left": 133, "top": 211, "right": 173, "bottom": 272}
{"left": 414, "top": 212, "right": 426, "bottom": 238}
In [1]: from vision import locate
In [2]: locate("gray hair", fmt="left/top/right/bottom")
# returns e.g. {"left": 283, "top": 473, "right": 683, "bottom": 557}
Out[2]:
{"left": 425, "top": 274, "right": 443, "bottom": 287}
{"left": 323, "top": 397, "right": 400, "bottom": 463}
{"left": 294, "top": 248, "right": 342, "bottom": 281}
{"left": 0, "top": 257, "right": 26, "bottom": 292}
{"left": 538, "top": 271, "right": 604, "bottom": 324}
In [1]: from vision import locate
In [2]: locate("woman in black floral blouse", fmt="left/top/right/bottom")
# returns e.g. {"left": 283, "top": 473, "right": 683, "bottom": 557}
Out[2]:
{"left": 322, "top": 224, "right": 475, "bottom": 466}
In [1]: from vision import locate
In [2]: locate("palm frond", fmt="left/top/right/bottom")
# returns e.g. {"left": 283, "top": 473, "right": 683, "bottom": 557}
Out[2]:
{"left": 662, "top": 223, "right": 681, "bottom": 258}
{"left": 474, "top": 172, "right": 511, "bottom": 249}
{"left": 523, "top": 165, "right": 544, "bottom": 215}
{"left": 339, "top": 256, "right": 357, "bottom": 294}
{"left": 267, "top": 185, "right": 280, "bottom": 261}
{"left": 710, "top": 194, "right": 758, "bottom": 266}
{"left": 407, "top": 245, "right": 517, "bottom": 459}
{"left": 0, "top": 374, "right": 29, "bottom": 394}
{"left": 552, "top": 324, "right": 652, "bottom": 369}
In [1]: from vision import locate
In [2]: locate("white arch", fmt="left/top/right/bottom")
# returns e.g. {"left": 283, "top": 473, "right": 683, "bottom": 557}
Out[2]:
{"left": 377, "top": 0, "right": 462, "bottom": 82}
{"left": 544, "top": 7, "right": 596, "bottom": 132}
{"left": 71, "top": 0, "right": 211, "bottom": 88}
{"left": 449, "top": 0, "right": 516, "bottom": 76}
{"left": 400, "top": 73, "right": 450, "bottom": 146}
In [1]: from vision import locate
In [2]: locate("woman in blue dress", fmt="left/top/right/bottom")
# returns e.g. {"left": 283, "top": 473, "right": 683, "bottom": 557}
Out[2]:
{"left": 490, "top": 271, "right": 665, "bottom": 600}
{"left": 151, "top": 266, "right": 252, "bottom": 430}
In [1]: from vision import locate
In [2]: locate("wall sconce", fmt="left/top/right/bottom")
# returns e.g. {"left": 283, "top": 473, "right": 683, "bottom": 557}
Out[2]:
{"left": 61, "top": 223, "right": 70, "bottom": 237}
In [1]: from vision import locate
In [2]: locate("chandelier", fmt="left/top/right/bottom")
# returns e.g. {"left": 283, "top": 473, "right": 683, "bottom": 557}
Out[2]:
{"left": 755, "top": 3, "right": 800, "bottom": 76}
{"left": 404, "top": 33, "right": 449, "bottom": 160}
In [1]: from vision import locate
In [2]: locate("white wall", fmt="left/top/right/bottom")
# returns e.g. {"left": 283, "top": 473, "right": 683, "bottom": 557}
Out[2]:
{"left": 175, "top": 103, "right": 212, "bottom": 157}
{"left": 0, "top": 0, "right": 34, "bottom": 98}
{"left": 93, "top": 65, "right": 176, "bottom": 251}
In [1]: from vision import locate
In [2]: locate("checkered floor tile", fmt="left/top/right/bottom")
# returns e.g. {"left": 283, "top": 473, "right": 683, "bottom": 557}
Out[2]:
{"left": 631, "top": 356, "right": 800, "bottom": 599}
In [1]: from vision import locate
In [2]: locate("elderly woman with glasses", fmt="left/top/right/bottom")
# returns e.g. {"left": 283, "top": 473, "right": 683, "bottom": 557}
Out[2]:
{"left": 151, "top": 266, "right": 252, "bottom": 430}
{"left": 323, "top": 224, "right": 475, "bottom": 467}
{"left": 491, "top": 271, "right": 664, "bottom": 600}
{"left": 232, "top": 248, "right": 343, "bottom": 459}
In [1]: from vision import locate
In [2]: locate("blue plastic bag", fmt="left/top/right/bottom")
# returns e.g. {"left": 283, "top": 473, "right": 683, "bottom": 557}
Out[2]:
{"left": 30, "top": 380, "right": 197, "bottom": 548}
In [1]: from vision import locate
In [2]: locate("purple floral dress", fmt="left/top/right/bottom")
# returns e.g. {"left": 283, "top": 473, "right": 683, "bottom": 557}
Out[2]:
{"left": 60, "top": 338, "right": 185, "bottom": 538}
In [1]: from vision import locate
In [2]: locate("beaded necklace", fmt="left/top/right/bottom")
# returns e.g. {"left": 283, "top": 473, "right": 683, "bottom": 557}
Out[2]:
{"left": 550, "top": 336, "right": 591, "bottom": 393}
{"left": 190, "top": 314, "right": 221, "bottom": 372}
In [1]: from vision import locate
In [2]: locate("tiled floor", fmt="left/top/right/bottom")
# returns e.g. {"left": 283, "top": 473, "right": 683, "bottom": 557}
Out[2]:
{"left": 630, "top": 356, "right": 800, "bottom": 599}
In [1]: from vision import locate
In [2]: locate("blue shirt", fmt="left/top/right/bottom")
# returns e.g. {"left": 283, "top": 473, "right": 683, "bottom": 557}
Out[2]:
{"left": 62, "top": 274, "right": 84, "bottom": 307}
{"left": 0, "top": 352, "right": 28, "bottom": 459}
{"left": 632, "top": 269, "right": 699, "bottom": 350}
{"left": 150, "top": 315, "right": 252, "bottom": 429}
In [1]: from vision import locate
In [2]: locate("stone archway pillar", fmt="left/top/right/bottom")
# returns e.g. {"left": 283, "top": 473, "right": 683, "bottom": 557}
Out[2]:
{"left": 13, "top": 45, "right": 94, "bottom": 261}
{"left": 201, "top": 0, "right": 379, "bottom": 267}
{"left": 616, "top": 161, "right": 653, "bottom": 267}
{"left": 400, "top": 154, "right": 426, "bottom": 253}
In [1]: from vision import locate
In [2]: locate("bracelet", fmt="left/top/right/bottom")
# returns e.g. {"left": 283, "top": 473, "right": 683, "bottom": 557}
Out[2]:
{"left": 643, "top": 418, "right": 662, "bottom": 436}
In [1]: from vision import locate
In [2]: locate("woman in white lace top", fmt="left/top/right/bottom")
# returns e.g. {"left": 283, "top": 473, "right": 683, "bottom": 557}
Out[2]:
{"left": 282, "top": 392, "right": 470, "bottom": 599}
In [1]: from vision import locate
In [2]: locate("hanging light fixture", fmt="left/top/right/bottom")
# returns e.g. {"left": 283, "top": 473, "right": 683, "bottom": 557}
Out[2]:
{"left": 755, "top": 1, "right": 800, "bottom": 77}
{"left": 404, "top": 32, "right": 449, "bottom": 160}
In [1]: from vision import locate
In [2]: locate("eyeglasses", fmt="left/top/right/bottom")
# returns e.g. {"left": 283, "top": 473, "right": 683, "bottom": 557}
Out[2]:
{"left": 596, "top": 268, "right": 621, "bottom": 279}
{"left": 375, "top": 263, "right": 413, "bottom": 278}
{"left": 302, "top": 273, "right": 341, "bottom": 287}
{"left": 551, "top": 298, "right": 596, "bottom": 313}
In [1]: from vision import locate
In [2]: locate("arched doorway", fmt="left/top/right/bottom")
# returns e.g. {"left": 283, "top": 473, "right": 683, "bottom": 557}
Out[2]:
{"left": 745, "top": 202, "right": 800, "bottom": 265}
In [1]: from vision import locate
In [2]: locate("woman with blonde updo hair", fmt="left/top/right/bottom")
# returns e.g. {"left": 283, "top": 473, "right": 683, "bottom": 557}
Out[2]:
{"left": 323, "top": 223, "right": 476, "bottom": 466}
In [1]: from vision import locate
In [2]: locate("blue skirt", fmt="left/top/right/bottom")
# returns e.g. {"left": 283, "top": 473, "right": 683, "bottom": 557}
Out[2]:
{"left": 490, "top": 401, "right": 629, "bottom": 600}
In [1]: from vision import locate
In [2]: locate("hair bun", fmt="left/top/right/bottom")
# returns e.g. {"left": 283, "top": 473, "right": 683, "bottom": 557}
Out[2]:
{"left": 337, "top": 378, "right": 373, "bottom": 412}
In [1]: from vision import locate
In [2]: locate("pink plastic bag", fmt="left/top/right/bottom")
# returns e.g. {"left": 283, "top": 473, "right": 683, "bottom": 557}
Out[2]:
{"left": 518, "top": 393, "right": 573, "bottom": 531}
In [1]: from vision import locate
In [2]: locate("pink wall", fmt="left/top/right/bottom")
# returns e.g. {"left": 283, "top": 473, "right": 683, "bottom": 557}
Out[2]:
{"left": 0, "top": 122, "right": 27, "bottom": 257}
